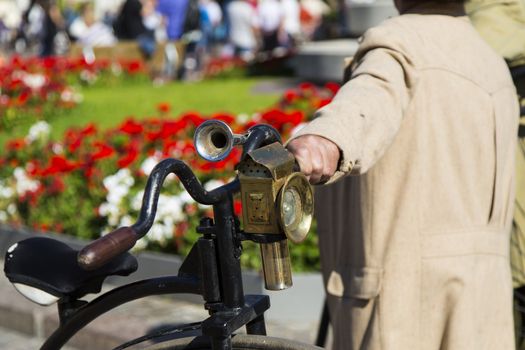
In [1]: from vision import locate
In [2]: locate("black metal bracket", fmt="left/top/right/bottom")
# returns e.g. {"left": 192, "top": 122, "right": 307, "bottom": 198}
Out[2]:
{"left": 238, "top": 232, "right": 287, "bottom": 244}
{"left": 58, "top": 299, "right": 88, "bottom": 326}
{"left": 201, "top": 295, "right": 270, "bottom": 338}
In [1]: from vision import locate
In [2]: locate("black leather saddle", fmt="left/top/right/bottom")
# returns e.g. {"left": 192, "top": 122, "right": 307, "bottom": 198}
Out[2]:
{"left": 4, "top": 237, "right": 137, "bottom": 300}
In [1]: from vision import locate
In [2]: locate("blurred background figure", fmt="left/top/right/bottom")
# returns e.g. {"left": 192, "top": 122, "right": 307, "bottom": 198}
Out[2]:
{"left": 156, "top": 0, "right": 190, "bottom": 41}
{"left": 281, "top": 0, "right": 301, "bottom": 49}
{"left": 299, "top": 0, "right": 329, "bottom": 40}
{"left": 156, "top": 0, "right": 191, "bottom": 79}
{"left": 114, "top": 0, "right": 156, "bottom": 57}
{"left": 227, "top": 0, "right": 259, "bottom": 61}
{"left": 69, "top": 2, "right": 116, "bottom": 48}
{"left": 142, "top": 0, "right": 165, "bottom": 43}
{"left": 94, "top": 0, "right": 125, "bottom": 26}
{"left": 37, "top": 0, "right": 64, "bottom": 56}
{"left": 200, "top": 0, "right": 223, "bottom": 55}
{"left": 257, "top": 0, "right": 284, "bottom": 53}
{"left": 0, "top": 0, "right": 24, "bottom": 54}
{"left": 13, "top": 0, "right": 64, "bottom": 56}
{"left": 61, "top": 0, "right": 79, "bottom": 30}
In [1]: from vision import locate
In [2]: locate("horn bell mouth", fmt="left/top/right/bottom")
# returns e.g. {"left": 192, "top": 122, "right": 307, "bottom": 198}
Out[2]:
{"left": 194, "top": 120, "right": 234, "bottom": 162}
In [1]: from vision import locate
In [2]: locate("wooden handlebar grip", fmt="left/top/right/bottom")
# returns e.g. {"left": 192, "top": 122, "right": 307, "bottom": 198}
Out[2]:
{"left": 77, "top": 227, "right": 137, "bottom": 270}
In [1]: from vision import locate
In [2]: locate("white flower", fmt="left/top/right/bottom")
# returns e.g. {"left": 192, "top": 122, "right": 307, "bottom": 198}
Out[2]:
{"left": 26, "top": 121, "right": 51, "bottom": 143}
{"left": 132, "top": 190, "right": 144, "bottom": 211}
{"left": 21, "top": 73, "right": 46, "bottom": 90}
{"left": 148, "top": 222, "right": 173, "bottom": 246}
{"left": 98, "top": 202, "right": 122, "bottom": 226}
{"left": 60, "top": 88, "right": 83, "bottom": 104}
{"left": 98, "top": 202, "right": 118, "bottom": 217}
{"left": 204, "top": 179, "right": 225, "bottom": 192}
{"left": 80, "top": 69, "right": 97, "bottom": 84}
{"left": 140, "top": 152, "right": 163, "bottom": 176}
{"left": 107, "top": 185, "right": 130, "bottom": 204}
{"left": 177, "top": 190, "right": 195, "bottom": 204}
{"left": 13, "top": 168, "right": 40, "bottom": 196}
{"left": 0, "top": 211, "right": 7, "bottom": 222}
{"left": 157, "top": 194, "right": 185, "bottom": 223}
{"left": 103, "top": 169, "right": 135, "bottom": 204}
{"left": 119, "top": 215, "right": 134, "bottom": 227}
{"left": 52, "top": 143, "right": 64, "bottom": 154}
{"left": 133, "top": 237, "right": 148, "bottom": 251}
{"left": 7, "top": 204, "right": 16, "bottom": 216}
{"left": 236, "top": 113, "right": 250, "bottom": 124}
{"left": 0, "top": 181, "right": 14, "bottom": 199}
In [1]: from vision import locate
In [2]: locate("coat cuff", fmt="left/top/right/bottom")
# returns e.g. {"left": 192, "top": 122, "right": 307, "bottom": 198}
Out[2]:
{"left": 287, "top": 117, "right": 359, "bottom": 184}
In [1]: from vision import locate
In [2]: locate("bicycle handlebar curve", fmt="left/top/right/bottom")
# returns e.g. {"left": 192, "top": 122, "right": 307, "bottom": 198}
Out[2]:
{"left": 78, "top": 123, "right": 281, "bottom": 271}
{"left": 78, "top": 158, "right": 240, "bottom": 270}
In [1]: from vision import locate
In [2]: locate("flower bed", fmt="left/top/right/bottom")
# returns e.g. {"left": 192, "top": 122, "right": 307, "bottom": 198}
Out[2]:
{"left": 0, "top": 56, "right": 148, "bottom": 131}
{"left": 0, "top": 81, "right": 339, "bottom": 271}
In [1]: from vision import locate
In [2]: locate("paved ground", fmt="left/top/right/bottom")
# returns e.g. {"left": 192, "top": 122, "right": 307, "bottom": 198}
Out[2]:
{"left": 0, "top": 326, "right": 78, "bottom": 350}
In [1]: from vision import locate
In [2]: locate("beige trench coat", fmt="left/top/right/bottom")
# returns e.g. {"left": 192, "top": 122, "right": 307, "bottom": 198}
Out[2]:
{"left": 290, "top": 3, "right": 519, "bottom": 349}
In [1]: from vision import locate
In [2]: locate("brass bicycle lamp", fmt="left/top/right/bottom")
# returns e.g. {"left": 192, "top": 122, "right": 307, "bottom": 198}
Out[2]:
{"left": 194, "top": 120, "right": 314, "bottom": 291}
{"left": 237, "top": 143, "right": 313, "bottom": 290}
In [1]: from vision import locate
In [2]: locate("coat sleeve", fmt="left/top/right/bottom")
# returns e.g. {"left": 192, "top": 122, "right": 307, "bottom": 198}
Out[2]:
{"left": 289, "top": 27, "right": 413, "bottom": 183}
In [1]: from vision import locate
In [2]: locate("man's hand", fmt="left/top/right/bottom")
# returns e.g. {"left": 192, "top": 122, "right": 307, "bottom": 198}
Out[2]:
{"left": 286, "top": 135, "right": 340, "bottom": 184}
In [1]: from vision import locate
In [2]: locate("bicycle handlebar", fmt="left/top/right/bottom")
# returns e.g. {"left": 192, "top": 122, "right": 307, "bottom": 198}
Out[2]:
{"left": 78, "top": 123, "right": 281, "bottom": 271}
{"left": 78, "top": 159, "right": 239, "bottom": 270}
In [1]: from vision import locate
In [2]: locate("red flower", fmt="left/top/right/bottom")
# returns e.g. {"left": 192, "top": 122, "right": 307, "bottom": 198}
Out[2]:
{"left": 7, "top": 139, "right": 25, "bottom": 151}
{"left": 181, "top": 112, "right": 205, "bottom": 127}
{"left": 160, "top": 120, "right": 187, "bottom": 139}
{"left": 124, "top": 60, "right": 144, "bottom": 74}
{"left": 234, "top": 200, "right": 243, "bottom": 216}
{"left": 64, "top": 128, "right": 87, "bottom": 153}
{"left": 17, "top": 90, "right": 31, "bottom": 105}
{"left": 81, "top": 123, "right": 97, "bottom": 136}
{"left": 157, "top": 102, "right": 171, "bottom": 113}
{"left": 212, "top": 113, "right": 235, "bottom": 125}
{"left": 283, "top": 89, "right": 299, "bottom": 103}
{"left": 298, "top": 82, "right": 316, "bottom": 91}
{"left": 119, "top": 118, "right": 144, "bottom": 135}
{"left": 91, "top": 142, "right": 115, "bottom": 161}
{"left": 42, "top": 155, "right": 78, "bottom": 175}
{"left": 117, "top": 144, "right": 139, "bottom": 168}
{"left": 175, "top": 222, "right": 189, "bottom": 237}
{"left": 317, "top": 98, "right": 332, "bottom": 108}
{"left": 48, "top": 177, "right": 65, "bottom": 194}
{"left": 324, "top": 82, "right": 340, "bottom": 95}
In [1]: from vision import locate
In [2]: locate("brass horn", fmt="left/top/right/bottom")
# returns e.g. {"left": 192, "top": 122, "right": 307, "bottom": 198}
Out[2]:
{"left": 194, "top": 120, "right": 248, "bottom": 162}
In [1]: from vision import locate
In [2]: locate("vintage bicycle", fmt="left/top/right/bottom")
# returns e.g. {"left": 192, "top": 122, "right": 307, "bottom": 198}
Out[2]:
{"left": 3, "top": 120, "right": 322, "bottom": 350}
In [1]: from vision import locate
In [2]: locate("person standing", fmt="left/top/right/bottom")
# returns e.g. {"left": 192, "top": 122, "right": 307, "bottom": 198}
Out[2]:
{"left": 257, "top": 0, "right": 284, "bottom": 52}
{"left": 156, "top": 0, "right": 190, "bottom": 41}
{"left": 281, "top": 0, "right": 301, "bottom": 48}
{"left": 286, "top": 0, "right": 519, "bottom": 349}
{"left": 38, "top": 0, "right": 63, "bottom": 57}
{"left": 226, "top": 0, "right": 259, "bottom": 61}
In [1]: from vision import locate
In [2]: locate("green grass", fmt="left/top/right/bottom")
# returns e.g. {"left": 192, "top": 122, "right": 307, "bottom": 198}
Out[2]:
{"left": 0, "top": 77, "right": 281, "bottom": 144}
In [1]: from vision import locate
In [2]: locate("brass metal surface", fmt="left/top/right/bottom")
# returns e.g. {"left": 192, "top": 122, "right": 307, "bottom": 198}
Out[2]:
{"left": 244, "top": 143, "right": 295, "bottom": 180}
{"left": 277, "top": 173, "right": 314, "bottom": 244}
{"left": 260, "top": 240, "right": 293, "bottom": 290}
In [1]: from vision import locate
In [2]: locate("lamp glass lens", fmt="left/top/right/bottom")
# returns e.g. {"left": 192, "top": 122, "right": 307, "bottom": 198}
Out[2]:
{"left": 283, "top": 187, "right": 301, "bottom": 228}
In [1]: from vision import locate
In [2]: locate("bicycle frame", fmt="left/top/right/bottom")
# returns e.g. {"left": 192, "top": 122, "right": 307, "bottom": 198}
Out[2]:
{"left": 40, "top": 124, "right": 284, "bottom": 350}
